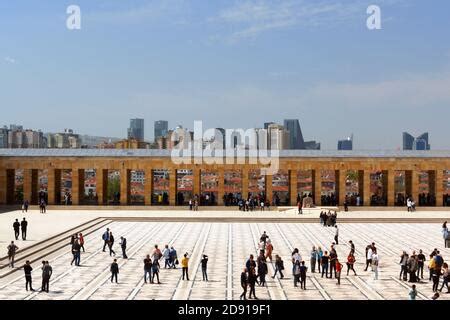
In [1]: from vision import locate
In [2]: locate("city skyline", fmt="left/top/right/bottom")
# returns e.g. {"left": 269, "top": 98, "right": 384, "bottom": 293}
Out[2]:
{"left": 1, "top": 1, "right": 450, "bottom": 149}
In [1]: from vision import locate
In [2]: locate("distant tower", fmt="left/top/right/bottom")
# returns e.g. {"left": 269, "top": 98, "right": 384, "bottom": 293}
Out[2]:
{"left": 127, "top": 118, "right": 144, "bottom": 141}
{"left": 154, "top": 120, "right": 169, "bottom": 140}
{"left": 283, "top": 119, "right": 305, "bottom": 149}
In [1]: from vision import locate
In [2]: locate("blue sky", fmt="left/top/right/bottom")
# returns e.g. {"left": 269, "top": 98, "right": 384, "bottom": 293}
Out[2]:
{"left": 1, "top": 0, "right": 450, "bottom": 149}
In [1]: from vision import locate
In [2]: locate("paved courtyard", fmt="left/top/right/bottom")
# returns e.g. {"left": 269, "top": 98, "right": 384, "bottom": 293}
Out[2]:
{"left": 1, "top": 219, "right": 449, "bottom": 300}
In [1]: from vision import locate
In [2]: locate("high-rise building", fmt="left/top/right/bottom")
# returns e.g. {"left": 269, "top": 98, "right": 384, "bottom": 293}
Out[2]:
{"left": 402, "top": 132, "right": 430, "bottom": 150}
{"left": 264, "top": 122, "right": 275, "bottom": 130}
{"left": 338, "top": 134, "right": 353, "bottom": 150}
{"left": 0, "top": 127, "right": 8, "bottom": 148}
{"left": 268, "top": 124, "right": 290, "bottom": 150}
{"left": 127, "top": 118, "right": 145, "bottom": 141}
{"left": 154, "top": 120, "right": 168, "bottom": 140}
{"left": 283, "top": 119, "right": 305, "bottom": 149}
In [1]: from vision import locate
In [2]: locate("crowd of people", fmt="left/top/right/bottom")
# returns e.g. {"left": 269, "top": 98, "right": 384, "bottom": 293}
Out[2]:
{"left": 320, "top": 211, "right": 337, "bottom": 227}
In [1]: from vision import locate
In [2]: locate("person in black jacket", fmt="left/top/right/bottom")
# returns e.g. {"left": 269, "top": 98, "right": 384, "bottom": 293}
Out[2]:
{"left": 108, "top": 232, "right": 116, "bottom": 256}
{"left": 240, "top": 268, "right": 248, "bottom": 300}
{"left": 201, "top": 255, "right": 208, "bottom": 281}
{"left": 120, "top": 237, "right": 127, "bottom": 259}
{"left": 110, "top": 259, "right": 119, "bottom": 283}
{"left": 21, "top": 218, "right": 28, "bottom": 240}
{"left": 13, "top": 219, "right": 20, "bottom": 240}
{"left": 23, "top": 260, "right": 34, "bottom": 291}
{"left": 248, "top": 267, "right": 258, "bottom": 299}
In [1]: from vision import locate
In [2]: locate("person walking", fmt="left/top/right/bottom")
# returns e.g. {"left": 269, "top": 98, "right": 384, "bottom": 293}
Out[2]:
{"left": 169, "top": 246, "right": 178, "bottom": 269}
{"left": 432, "top": 266, "right": 441, "bottom": 292}
{"left": 349, "top": 240, "right": 355, "bottom": 254}
{"left": 23, "top": 260, "right": 34, "bottom": 291}
{"left": 317, "top": 247, "right": 323, "bottom": 273}
{"left": 110, "top": 259, "right": 119, "bottom": 283}
{"left": 108, "top": 232, "right": 116, "bottom": 256}
{"left": 428, "top": 254, "right": 436, "bottom": 281}
{"left": 201, "top": 254, "right": 208, "bottom": 281}
{"left": 346, "top": 251, "right": 357, "bottom": 276}
{"left": 272, "top": 255, "right": 284, "bottom": 279}
{"left": 21, "top": 218, "right": 28, "bottom": 241}
{"left": 7, "top": 241, "right": 19, "bottom": 268}
{"left": 365, "top": 244, "right": 373, "bottom": 271}
{"left": 152, "top": 244, "right": 162, "bottom": 262}
{"left": 246, "top": 254, "right": 257, "bottom": 272}
{"left": 329, "top": 246, "right": 337, "bottom": 278}
{"left": 78, "top": 233, "right": 85, "bottom": 252}
{"left": 120, "top": 237, "right": 128, "bottom": 259}
{"left": 321, "top": 251, "right": 329, "bottom": 278}
{"left": 22, "top": 200, "right": 29, "bottom": 213}
{"left": 181, "top": 253, "right": 189, "bottom": 280}
{"left": 151, "top": 259, "right": 161, "bottom": 284}
{"left": 13, "top": 219, "right": 20, "bottom": 240}
{"left": 258, "top": 258, "right": 268, "bottom": 287}
{"left": 41, "top": 261, "right": 52, "bottom": 292}
{"left": 240, "top": 268, "right": 248, "bottom": 300}
{"left": 439, "top": 263, "right": 449, "bottom": 293}
{"left": 143, "top": 255, "right": 152, "bottom": 284}
{"left": 310, "top": 246, "right": 317, "bottom": 273}
{"left": 162, "top": 245, "right": 170, "bottom": 268}
{"left": 299, "top": 261, "right": 307, "bottom": 290}
{"left": 417, "top": 249, "right": 426, "bottom": 279}
{"left": 409, "top": 285, "right": 417, "bottom": 300}
{"left": 265, "top": 240, "right": 273, "bottom": 262}
{"left": 334, "top": 225, "right": 339, "bottom": 245}
{"left": 442, "top": 222, "right": 449, "bottom": 248}
{"left": 248, "top": 267, "right": 258, "bottom": 299}
{"left": 102, "top": 228, "right": 110, "bottom": 252}
{"left": 372, "top": 250, "right": 379, "bottom": 280}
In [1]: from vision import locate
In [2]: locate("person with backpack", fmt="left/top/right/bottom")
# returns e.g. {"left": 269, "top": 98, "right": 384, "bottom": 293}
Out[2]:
{"left": 169, "top": 246, "right": 178, "bottom": 269}
{"left": 299, "top": 261, "right": 307, "bottom": 290}
{"left": 272, "top": 255, "right": 284, "bottom": 279}
{"left": 7, "top": 241, "right": 19, "bottom": 268}
{"left": 143, "top": 255, "right": 152, "bottom": 284}
{"left": 102, "top": 228, "right": 110, "bottom": 252}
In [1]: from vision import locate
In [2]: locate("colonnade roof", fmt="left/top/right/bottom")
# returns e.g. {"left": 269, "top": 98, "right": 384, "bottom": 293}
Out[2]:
{"left": 0, "top": 149, "right": 450, "bottom": 158}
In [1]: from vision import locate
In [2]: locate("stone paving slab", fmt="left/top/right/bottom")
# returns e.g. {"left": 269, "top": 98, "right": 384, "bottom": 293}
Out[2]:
{"left": 1, "top": 221, "right": 449, "bottom": 300}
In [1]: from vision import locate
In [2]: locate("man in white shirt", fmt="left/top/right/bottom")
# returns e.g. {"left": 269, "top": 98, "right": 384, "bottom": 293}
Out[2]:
{"left": 365, "top": 245, "right": 373, "bottom": 271}
{"left": 372, "top": 251, "right": 379, "bottom": 280}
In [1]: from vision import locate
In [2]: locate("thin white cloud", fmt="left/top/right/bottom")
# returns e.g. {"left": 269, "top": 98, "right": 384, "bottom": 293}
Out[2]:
{"left": 4, "top": 56, "right": 17, "bottom": 64}
{"left": 84, "top": 0, "right": 189, "bottom": 25}
{"left": 210, "top": 0, "right": 404, "bottom": 42}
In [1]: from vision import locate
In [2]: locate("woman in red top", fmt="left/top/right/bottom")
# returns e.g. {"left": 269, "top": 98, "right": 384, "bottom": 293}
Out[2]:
{"left": 336, "top": 259, "right": 343, "bottom": 285}
{"left": 346, "top": 252, "right": 357, "bottom": 276}
{"left": 265, "top": 241, "right": 273, "bottom": 262}
{"left": 78, "top": 233, "right": 85, "bottom": 252}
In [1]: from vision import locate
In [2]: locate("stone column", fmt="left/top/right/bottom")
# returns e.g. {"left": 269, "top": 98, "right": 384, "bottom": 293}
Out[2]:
{"left": 31, "top": 170, "right": 38, "bottom": 205}
{"left": 218, "top": 168, "right": 225, "bottom": 205}
{"left": 54, "top": 169, "right": 62, "bottom": 205}
{"left": 144, "top": 167, "right": 153, "bottom": 205}
{"left": 169, "top": 169, "right": 176, "bottom": 205}
{"left": 387, "top": 170, "right": 395, "bottom": 206}
{"left": 289, "top": 170, "right": 297, "bottom": 206}
{"left": 193, "top": 167, "right": 201, "bottom": 198}
{"left": 338, "top": 170, "right": 347, "bottom": 206}
{"left": 313, "top": 169, "right": 322, "bottom": 206}
{"left": 96, "top": 168, "right": 104, "bottom": 205}
{"left": 47, "top": 169, "right": 55, "bottom": 205}
{"left": 242, "top": 168, "right": 249, "bottom": 199}
{"left": 0, "top": 169, "right": 6, "bottom": 204}
{"left": 72, "top": 169, "right": 80, "bottom": 205}
{"left": 428, "top": 170, "right": 436, "bottom": 206}
{"left": 436, "top": 170, "right": 444, "bottom": 207}
{"left": 23, "top": 169, "right": 33, "bottom": 204}
{"left": 6, "top": 170, "right": 15, "bottom": 205}
{"left": 411, "top": 170, "right": 419, "bottom": 205}
{"left": 265, "top": 173, "right": 273, "bottom": 205}
{"left": 363, "top": 170, "right": 371, "bottom": 206}
{"left": 120, "top": 169, "right": 130, "bottom": 205}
